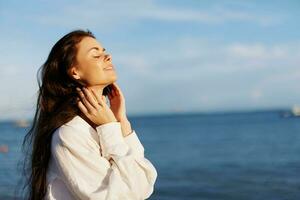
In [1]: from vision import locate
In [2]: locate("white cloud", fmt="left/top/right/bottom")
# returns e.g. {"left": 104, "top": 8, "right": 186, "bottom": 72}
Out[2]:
{"left": 0, "top": 0, "right": 297, "bottom": 119}
{"left": 227, "top": 43, "right": 298, "bottom": 60}
{"left": 109, "top": 36, "right": 300, "bottom": 84}
{"left": 5, "top": 0, "right": 284, "bottom": 30}
{"left": 1, "top": 31, "right": 300, "bottom": 118}
{"left": 112, "top": 37, "right": 300, "bottom": 114}
{"left": 141, "top": 6, "right": 282, "bottom": 26}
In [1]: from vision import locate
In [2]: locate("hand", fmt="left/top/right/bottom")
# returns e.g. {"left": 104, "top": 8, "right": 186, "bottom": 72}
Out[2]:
{"left": 107, "top": 82, "right": 133, "bottom": 136}
{"left": 76, "top": 87, "right": 117, "bottom": 126}
{"left": 107, "top": 82, "right": 128, "bottom": 122}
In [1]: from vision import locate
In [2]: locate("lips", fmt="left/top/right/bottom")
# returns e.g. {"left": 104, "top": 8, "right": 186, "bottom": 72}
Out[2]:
{"left": 104, "top": 65, "right": 114, "bottom": 70}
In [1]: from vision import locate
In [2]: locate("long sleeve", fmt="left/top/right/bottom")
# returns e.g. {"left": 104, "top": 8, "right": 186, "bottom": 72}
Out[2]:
{"left": 51, "top": 121, "right": 157, "bottom": 200}
{"left": 123, "top": 130, "right": 145, "bottom": 158}
{"left": 99, "top": 123, "right": 145, "bottom": 160}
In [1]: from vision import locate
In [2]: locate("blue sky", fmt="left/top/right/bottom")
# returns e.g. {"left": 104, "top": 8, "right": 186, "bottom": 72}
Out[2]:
{"left": 0, "top": 0, "right": 300, "bottom": 120}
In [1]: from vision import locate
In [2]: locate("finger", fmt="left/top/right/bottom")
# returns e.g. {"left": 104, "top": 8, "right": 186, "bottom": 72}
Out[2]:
{"left": 112, "top": 82, "right": 121, "bottom": 95}
{"left": 112, "top": 83, "right": 119, "bottom": 95}
{"left": 77, "top": 100, "right": 88, "bottom": 114}
{"left": 110, "top": 85, "right": 117, "bottom": 96}
{"left": 95, "top": 93, "right": 105, "bottom": 106}
{"left": 90, "top": 88, "right": 102, "bottom": 106}
{"left": 112, "top": 83, "right": 124, "bottom": 99}
{"left": 77, "top": 88, "right": 95, "bottom": 112}
{"left": 82, "top": 87, "right": 100, "bottom": 109}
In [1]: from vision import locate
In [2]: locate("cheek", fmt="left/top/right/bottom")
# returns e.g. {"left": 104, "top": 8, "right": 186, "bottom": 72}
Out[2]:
{"left": 83, "top": 67, "right": 107, "bottom": 85}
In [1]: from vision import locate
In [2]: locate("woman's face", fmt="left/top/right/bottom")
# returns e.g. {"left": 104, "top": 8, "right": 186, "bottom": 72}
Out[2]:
{"left": 69, "top": 36, "right": 117, "bottom": 86}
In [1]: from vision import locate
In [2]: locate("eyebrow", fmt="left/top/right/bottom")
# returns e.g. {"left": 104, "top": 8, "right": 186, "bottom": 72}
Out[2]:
{"left": 87, "top": 47, "right": 106, "bottom": 53}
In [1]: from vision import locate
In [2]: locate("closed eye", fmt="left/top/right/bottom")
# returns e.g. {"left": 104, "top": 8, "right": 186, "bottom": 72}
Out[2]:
{"left": 93, "top": 55, "right": 105, "bottom": 61}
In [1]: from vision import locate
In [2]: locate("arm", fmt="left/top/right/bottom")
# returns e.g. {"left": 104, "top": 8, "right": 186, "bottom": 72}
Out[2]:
{"left": 119, "top": 118, "right": 133, "bottom": 137}
{"left": 118, "top": 118, "right": 145, "bottom": 158}
{"left": 51, "top": 122, "right": 157, "bottom": 200}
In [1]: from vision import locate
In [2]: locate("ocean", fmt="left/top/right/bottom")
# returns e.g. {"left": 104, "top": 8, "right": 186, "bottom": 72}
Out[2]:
{"left": 0, "top": 110, "right": 299, "bottom": 199}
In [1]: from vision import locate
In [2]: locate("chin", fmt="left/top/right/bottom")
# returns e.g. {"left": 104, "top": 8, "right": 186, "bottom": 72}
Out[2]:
{"left": 109, "top": 75, "right": 118, "bottom": 83}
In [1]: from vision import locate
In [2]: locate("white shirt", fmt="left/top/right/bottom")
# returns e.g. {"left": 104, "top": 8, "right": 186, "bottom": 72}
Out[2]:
{"left": 45, "top": 115, "right": 158, "bottom": 200}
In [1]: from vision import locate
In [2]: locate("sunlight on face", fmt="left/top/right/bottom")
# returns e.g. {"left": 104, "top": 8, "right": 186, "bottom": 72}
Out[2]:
{"left": 70, "top": 37, "right": 117, "bottom": 86}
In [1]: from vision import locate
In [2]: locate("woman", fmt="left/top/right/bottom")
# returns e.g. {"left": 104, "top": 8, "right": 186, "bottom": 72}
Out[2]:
{"left": 21, "top": 29, "right": 157, "bottom": 200}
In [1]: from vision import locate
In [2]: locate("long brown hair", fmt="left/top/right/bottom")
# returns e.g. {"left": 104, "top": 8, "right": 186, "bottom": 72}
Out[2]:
{"left": 16, "top": 29, "right": 110, "bottom": 200}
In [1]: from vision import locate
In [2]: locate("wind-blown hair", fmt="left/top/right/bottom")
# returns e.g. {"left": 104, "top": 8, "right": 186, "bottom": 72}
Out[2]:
{"left": 15, "top": 29, "right": 110, "bottom": 200}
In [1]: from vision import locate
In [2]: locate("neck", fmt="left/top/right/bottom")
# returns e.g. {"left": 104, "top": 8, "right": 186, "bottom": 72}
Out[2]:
{"left": 86, "top": 85, "right": 105, "bottom": 97}
{"left": 80, "top": 84, "right": 107, "bottom": 129}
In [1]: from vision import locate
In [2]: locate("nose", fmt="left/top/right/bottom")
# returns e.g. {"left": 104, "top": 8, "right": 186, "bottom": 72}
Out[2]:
{"left": 105, "top": 54, "right": 112, "bottom": 62}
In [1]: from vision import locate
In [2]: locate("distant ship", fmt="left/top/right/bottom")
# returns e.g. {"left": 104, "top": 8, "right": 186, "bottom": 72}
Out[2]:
{"left": 280, "top": 105, "right": 300, "bottom": 118}
{"left": 291, "top": 105, "right": 300, "bottom": 117}
{"left": 14, "top": 119, "right": 30, "bottom": 128}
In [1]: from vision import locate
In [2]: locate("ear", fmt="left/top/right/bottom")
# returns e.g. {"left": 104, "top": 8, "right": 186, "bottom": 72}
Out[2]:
{"left": 68, "top": 66, "right": 81, "bottom": 81}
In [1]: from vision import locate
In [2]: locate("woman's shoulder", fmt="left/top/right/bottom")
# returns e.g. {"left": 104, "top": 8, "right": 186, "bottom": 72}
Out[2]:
{"left": 52, "top": 115, "right": 99, "bottom": 148}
